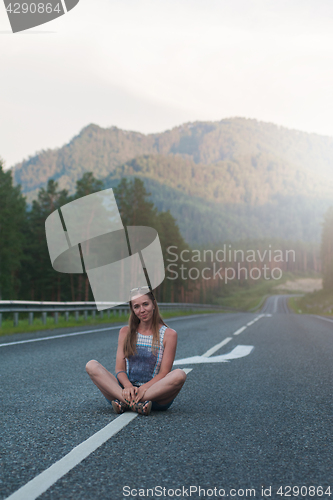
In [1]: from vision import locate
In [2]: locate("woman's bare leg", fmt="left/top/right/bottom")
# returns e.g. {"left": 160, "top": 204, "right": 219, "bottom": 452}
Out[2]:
{"left": 142, "top": 369, "right": 187, "bottom": 405}
{"left": 85, "top": 360, "right": 126, "bottom": 403}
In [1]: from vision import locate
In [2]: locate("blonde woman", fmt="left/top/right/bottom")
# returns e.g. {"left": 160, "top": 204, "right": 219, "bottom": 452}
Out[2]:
{"left": 86, "top": 287, "right": 187, "bottom": 416}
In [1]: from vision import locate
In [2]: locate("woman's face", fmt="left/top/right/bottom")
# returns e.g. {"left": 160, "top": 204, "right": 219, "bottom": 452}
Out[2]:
{"left": 131, "top": 294, "right": 154, "bottom": 322}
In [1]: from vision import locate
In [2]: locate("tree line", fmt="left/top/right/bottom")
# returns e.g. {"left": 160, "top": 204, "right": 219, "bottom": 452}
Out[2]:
{"left": 321, "top": 206, "right": 333, "bottom": 292}
{"left": 0, "top": 160, "right": 189, "bottom": 302}
{"left": 0, "top": 158, "right": 325, "bottom": 306}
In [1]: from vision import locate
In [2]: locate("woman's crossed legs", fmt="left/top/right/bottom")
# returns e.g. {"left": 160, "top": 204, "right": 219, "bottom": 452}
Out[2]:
{"left": 85, "top": 360, "right": 186, "bottom": 407}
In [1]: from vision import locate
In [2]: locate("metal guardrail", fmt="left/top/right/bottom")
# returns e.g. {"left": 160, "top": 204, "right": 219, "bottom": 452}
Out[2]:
{"left": 0, "top": 300, "right": 223, "bottom": 327}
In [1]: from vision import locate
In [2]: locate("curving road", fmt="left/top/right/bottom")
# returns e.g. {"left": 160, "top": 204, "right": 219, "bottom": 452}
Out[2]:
{"left": 260, "top": 294, "right": 291, "bottom": 314}
{"left": 1, "top": 296, "right": 333, "bottom": 500}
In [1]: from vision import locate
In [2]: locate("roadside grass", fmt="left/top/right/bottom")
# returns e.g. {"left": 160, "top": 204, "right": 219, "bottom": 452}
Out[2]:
{"left": 0, "top": 308, "right": 224, "bottom": 337}
{"left": 215, "top": 273, "right": 288, "bottom": 312}
{"left": 216, "top": 282, "right": 272, "bottom": 311}
{"left": 288, "top": 289, "right": 333, "bottom": 317}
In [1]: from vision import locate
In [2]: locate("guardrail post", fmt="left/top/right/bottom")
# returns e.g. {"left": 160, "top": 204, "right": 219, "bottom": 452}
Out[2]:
{"left": 107, "top": 309, "right": 110, "bottom": 319}
{"left": 92, "top": 310, "right": 96, "bottom": 320}
{"left": 84, "top": 310, "right": 88, "bottom": 321}
{"left": 13, "top": 312, "right": 19, "bottom": 326}
{"left": 0, "top": 313, "right": 2, "bottom": 328}
{"left": 65, "top": 311, "right": 69, "bottom": 322}
{"left": 54, "top": 312, "right": 58, "bottom": 324}
{"left": 75, "top": 311, "right": 79, "bottom": 321}
{"left": 28, "top": 312, "right": 33, "bottom": 325}
{"left": 99, "top": 311, "right": 104, "bottom": 319}
{"left": 42, "top": 312, "right": 47, "bottom": 325}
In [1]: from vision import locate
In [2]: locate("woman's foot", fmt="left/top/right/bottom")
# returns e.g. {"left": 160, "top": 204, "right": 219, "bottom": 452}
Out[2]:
{"left": 132, "top": 400, "right": 152, "bottom": 416}
{"left": 111, "top": 399, "right": 130, "bottom": 414}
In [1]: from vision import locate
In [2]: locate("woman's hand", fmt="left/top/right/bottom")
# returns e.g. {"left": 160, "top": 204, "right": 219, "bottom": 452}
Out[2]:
{"left": 122, "top": 386, "right": 137, "bottom": 406}
{"left": 133, "top": 385, "right": 147, "bottom": 404}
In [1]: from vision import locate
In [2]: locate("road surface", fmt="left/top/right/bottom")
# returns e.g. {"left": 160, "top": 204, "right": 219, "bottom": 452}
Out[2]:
{"left": 1, "top": 295, "right": 333, "bottom": 500}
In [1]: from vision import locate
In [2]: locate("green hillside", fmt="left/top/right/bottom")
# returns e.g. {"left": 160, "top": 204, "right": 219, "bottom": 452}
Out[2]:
{"left": 105, "top": 174, "right": 330, "bottom": 245}
{"left": 10, "top": 118, "right": 333, "bottom": 245}
{"left": 104, "top": 151, "right": 333, "bottom": 203}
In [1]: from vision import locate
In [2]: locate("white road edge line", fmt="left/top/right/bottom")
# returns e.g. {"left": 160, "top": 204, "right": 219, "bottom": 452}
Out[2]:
{"left": 313, "top": 315, "right": 333, "bottom": 324}
{"left": 5, "top": 413, "right": 138, "bottom": 500}
{"left": 0, "top": 325, "right": 122, "bottom": 347}
{"left": 167, "top": 313, "right": 212, "bottom": 321}
{"left": 0, "top": 314, "right": 216, "bottom": 348}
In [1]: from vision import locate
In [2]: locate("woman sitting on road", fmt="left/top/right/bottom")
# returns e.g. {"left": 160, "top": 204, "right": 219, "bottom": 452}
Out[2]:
{"left": 86, "top": 286, "right": 187, "bottom": 416}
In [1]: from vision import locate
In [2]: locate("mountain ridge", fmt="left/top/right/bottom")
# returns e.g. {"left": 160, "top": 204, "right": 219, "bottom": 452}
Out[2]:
{"left": 9, "top": 117, "right": 333, "bottom": 245}
{"left": 12, "top": 117, "right": 333, "bottom": 196}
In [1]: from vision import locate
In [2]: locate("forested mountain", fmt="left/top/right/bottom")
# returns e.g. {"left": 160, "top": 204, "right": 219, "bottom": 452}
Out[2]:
{"left": 0, "top": 163, "right": 318, "bottom": 303}
{"left": 10, "top": 118, "right": 333, "bottom": 245}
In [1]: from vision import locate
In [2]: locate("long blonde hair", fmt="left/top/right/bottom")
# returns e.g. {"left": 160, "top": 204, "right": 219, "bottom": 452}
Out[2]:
{"left": 123, "top": 292, "right": 167, "bottom": 357}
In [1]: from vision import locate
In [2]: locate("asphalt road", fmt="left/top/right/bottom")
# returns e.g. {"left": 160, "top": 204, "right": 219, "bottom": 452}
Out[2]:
{"left": 1, "top": 296, "right": 333, "bottom": 500}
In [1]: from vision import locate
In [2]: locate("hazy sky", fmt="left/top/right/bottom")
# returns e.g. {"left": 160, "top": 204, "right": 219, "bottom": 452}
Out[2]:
{"left": 1, "top": 0, "right": 333, "bottom": 168}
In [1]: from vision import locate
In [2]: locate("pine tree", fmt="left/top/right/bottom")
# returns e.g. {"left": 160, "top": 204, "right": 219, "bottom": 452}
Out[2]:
{"left": 156, "top": 210, "right": 190, "bottom": 302}
{"left": 24, "top": 180, "right": 71, "bottom": 300}
{"left": 75, "top": 172, "right": 104, "bottom": 199}
{"left": 113, "top": 177, "right": 190, "bottom": 301}
{"left": 73, "top": 172, "right": 104, "bottom": 300}
{"left": 0, "top": 159, "right": 26, "bottom": 299}
{"left": 113, "top": 177, "right": 158, "bottom": 227}
{"left": 321, "top": 206, "right": 333, "bottom": 291}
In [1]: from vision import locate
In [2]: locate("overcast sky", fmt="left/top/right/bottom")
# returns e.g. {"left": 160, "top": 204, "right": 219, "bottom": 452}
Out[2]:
{"left": 1, "top": 0, "right": 333, "bottom": 168}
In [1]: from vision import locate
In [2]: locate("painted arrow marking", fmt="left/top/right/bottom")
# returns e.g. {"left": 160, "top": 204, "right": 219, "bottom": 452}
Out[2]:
{"left": 173, "top": 345, "right": 254, "bottom": 365}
